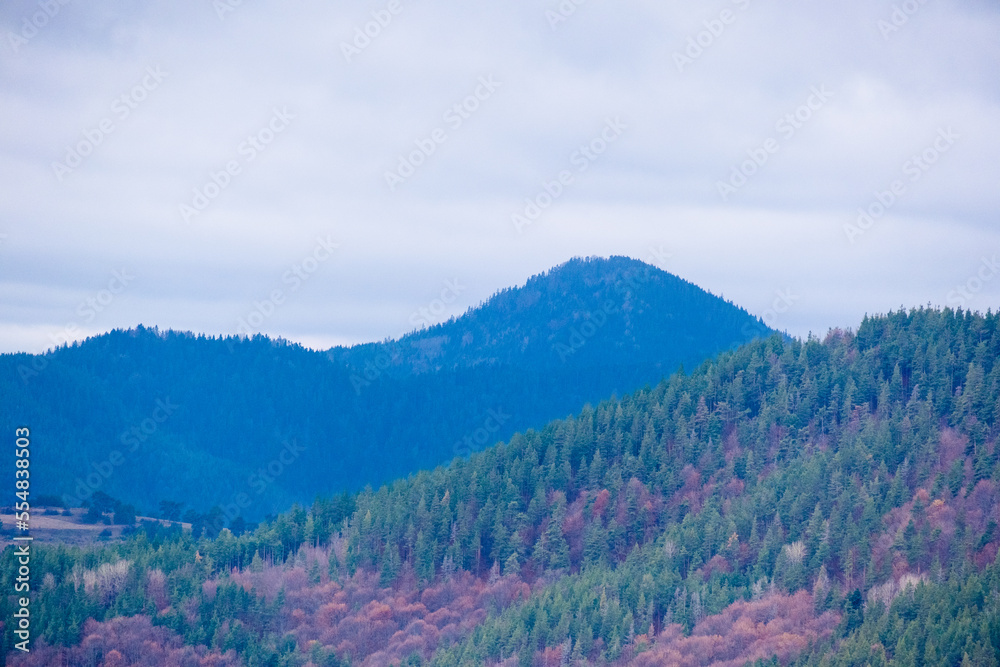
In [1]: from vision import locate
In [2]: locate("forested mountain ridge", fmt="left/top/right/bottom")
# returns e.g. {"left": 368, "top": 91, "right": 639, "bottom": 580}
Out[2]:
{"left": 330, "top": 255, "right": 765, "bottom": 374}
{"left": 5, "top": 307, "right": 1000, "bottom": 666}
{"left": 0, "top": 256, "right": 770, "bottom": 519}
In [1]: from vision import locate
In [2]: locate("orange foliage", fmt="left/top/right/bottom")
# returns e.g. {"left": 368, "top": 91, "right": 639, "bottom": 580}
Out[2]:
{"left": 365, "top": 600, "right": 393, "bottom": 622}
{"left": 7, "top": 616, "right": 239, "bottom": 667}
{"left": 268, "top": 561, "right": 530, "bottom": 666}
{"left": 723, "top": 478, "right": 745, "bottom": 499}
{"left": 699, "top": 554, "right": 731, "bottom": 581}
{"left": 629, "top": 591, "right": 839, "bottom": 667}
{"left": 937, "top": 427, "right": 967, "bottom": 472}
{"left": 871, "top": 477, "right": 1000, "bottom": 581}
{"left": 104, "top": 649, "right": 126, "bottom": 667}
{"left": 593, "top": 488, "right": 611, "bottom": 517}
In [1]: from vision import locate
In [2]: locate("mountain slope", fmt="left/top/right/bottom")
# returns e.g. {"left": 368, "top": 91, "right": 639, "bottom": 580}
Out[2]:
{"left": 332, "top": 255, "right": 765, "bottom": 374}
{"left": 5, "top": 307, "right": 999, "bottom": 666}
{"left": 1, "top": 256, "right": 771, "bottom": 519}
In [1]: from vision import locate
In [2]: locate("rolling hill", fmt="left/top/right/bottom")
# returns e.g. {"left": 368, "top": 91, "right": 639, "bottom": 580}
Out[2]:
{"left": 5, "top": 307, "right": 999, "bottom": 665}
{"left": 1, "top": 256, "right": 771, "bottom": 521}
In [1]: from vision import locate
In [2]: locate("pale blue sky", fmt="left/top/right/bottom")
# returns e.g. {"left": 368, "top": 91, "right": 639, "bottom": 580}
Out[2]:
{"left": 1, "top": 0, "right": 998, "bottom": 353}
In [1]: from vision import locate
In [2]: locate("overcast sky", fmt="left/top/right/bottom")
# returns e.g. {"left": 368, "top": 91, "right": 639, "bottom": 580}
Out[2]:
{"left": 1, "top": 0, "right": 998, "bottom": 354}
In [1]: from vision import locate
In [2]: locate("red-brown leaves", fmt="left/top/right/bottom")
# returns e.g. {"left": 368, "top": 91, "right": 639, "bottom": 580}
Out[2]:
{"left": 8, "top": 616, "right": 240, "bottom": 667}
{"left": 629, "top": 591, "right": 839, "bottom": 667}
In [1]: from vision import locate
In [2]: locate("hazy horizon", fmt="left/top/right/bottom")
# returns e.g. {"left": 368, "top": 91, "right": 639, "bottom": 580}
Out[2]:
{"left": 5, "top": 252, "right": 996, "bottom": 357}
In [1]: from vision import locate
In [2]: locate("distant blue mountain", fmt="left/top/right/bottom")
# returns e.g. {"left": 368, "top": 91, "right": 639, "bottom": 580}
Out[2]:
{"left": 1, "top": 256, "right": 772, "bottom": 521}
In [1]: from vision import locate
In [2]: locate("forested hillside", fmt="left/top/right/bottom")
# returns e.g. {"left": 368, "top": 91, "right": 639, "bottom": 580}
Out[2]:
{"left": 4, "top": 307, "right": 1000, "bottom": 666}
{"left": 0, "top": 256, "right": 769, "bottom": 518}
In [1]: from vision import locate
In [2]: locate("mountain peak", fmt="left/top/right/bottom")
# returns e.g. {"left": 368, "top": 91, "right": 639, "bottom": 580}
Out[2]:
{"left": 358, "top": 255, "right": 767, "bottom": 374}
{"left": 4, "top": 259, "right": 772, "bottom": 515}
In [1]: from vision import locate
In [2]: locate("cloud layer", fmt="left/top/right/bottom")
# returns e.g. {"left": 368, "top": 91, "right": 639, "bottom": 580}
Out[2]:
{"left": 1, "top": 0, "right": 998, "bottom": 353}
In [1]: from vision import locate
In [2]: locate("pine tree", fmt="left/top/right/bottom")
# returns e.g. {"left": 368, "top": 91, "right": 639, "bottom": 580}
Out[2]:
{"left": 504, "top": 551, "right": 521, "bottom": 577}
{"left": 545, "top": 495, "right": 571, "bottom": 570}
{"left": 327, "top": 548, "right": 340, "bottom": 582}
{"left": 806, "top": 504, "right": 827, "bottom": 571}
{"left": 589, "top": 449, "right": 606, "bottom": 489}
{"left": 583, "top": 523, "right": 607, "bottom": 569}
{"left": 415, "top": 530, "right": 434, "bottom": 583}
{"left": 380, "top": 544, "right": 401, "bottom": 587}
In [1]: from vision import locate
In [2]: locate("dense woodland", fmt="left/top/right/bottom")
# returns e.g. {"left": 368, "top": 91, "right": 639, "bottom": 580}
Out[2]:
{"left": 0, "top": 257, "right": 769, "bottom": 517}
{"left": 3, "top": 307, "right": 1000, "bottom": 665}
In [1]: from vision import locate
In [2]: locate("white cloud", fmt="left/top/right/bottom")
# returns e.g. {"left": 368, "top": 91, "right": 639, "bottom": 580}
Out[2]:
{"left": 1, "top": 0, "right": 998, "bottom": 353}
